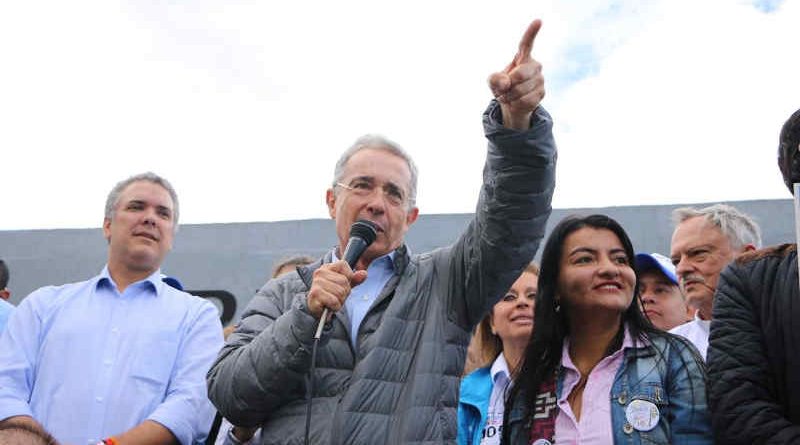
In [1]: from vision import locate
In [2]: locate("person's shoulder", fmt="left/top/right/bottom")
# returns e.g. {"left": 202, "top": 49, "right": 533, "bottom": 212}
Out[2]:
{"left": 463, "top": 365, "right": 492, "bottom": 382}
{"left": 413, "top": 244, "right": 452, "bottom": 266}
{"left": 645, "top": 330, "right": 704, "bottom": 364}
{"left": 735, "top": 243, "right": 796, "bottom": 266}
{"left": 723, "top": 244, "right": 796, "bottom": 293}
{"left": 23, "top": 277, "right": 97, "bottom": 307}
{"left": 162, "top": 285, "right": 220, "bottom": 317}
{"left": 459, "top": 365, "right": 494, "bottom": 403}
{"left": 255, "top": 269, "right": 309, "bottom": 299}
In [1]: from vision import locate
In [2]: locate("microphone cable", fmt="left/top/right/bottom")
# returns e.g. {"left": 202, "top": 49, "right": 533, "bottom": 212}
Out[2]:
{"left": 304, "top": 332, "right": 323, "bottom": 445}
{"left": 304, "top": 220, "right": 377, "bottom": 445}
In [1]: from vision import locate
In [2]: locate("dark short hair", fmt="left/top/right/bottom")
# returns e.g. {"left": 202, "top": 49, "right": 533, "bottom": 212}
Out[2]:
{"left": 0, "top": 260, "right": 8, "bottom": 290}
{"left": 0, "top": 422, "right": 58, "bottom": 445}
{"left": 778, "top": 108, "right": 800, "bottom": 194}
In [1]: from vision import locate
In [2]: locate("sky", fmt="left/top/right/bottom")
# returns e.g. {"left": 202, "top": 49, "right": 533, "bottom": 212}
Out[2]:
{"left": 1, "top": 0, "right": 798, "bottom": 230}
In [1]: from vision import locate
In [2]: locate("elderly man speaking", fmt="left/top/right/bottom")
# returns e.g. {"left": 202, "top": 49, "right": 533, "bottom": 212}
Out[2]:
{"left": 207, "top": 19, "right": 556, "bottom": 445}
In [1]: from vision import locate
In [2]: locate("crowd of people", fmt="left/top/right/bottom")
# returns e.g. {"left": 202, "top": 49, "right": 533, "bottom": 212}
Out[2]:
{"left": 1, "top": 17, "right": 800, "bottom": 445}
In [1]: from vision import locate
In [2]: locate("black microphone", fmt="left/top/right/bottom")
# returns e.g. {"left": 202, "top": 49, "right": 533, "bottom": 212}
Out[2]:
{"left": 313, "top": 219, "right": 378, "bottom": 339}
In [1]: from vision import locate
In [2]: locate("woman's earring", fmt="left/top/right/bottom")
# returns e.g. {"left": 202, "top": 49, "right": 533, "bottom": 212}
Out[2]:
{"left": 555, "top": 300, "right": 561, "bottom": 313}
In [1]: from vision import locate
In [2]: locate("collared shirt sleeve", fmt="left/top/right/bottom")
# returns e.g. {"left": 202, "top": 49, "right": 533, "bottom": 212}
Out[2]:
{"left": 0, "top": 288, "right": 49, "bottom": 421}
{"left": 147, "top": 300, "right": 224, "bottom": 445}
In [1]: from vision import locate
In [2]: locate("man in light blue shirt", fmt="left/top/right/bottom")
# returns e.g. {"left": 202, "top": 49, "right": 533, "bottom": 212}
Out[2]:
{"left": 0, "top": 172, "right": 224, "bottom": 445}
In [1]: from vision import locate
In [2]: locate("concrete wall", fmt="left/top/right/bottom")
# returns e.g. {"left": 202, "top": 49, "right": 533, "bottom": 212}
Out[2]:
{"left": 0, "top": 199, "right": 793, "bottom": 324}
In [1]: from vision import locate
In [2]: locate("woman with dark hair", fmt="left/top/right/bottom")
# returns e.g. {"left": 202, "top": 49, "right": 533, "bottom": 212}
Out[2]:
{"left": 458, "top": 262, "right": 540, "bottom": 445}
{"left": 502, "top": 214, "right": 711, "bottom": 444}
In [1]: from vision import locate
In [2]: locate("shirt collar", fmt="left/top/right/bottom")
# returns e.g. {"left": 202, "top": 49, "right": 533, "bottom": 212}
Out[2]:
{"left": 331, "top": 248, "right": 397, "bottom": 272}
{"left": 96, "top": 265, "right": 163, "bottom": 296}
{"left": 693, "top": 312, "right": 711, "bottom": 332}
{"left": 561, "top": 323, "right": 638, "bottom": 369}
{"left": 490, "top": 352, "right": 511, "bottom": 384}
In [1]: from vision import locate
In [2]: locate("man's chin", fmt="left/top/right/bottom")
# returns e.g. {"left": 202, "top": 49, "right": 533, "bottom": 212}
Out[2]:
{"left": 121, "top": 251, "right": 162, "bottom": 273}
{"left": 367, "top": 241, "right": 396, "bottom": 258}
{"left": 684, "top": 296, "right": 709, "bottom": 313}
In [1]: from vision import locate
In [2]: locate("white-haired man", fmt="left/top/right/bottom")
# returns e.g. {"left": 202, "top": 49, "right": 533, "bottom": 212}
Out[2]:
{"left": 669, "top": 203, "right": 761, "bottom": 359}
{"left": 207, "top": 20, "right": 556, "bottom": 444}
{"left": 0, "top": 173, "right": 223, "bottom": 445}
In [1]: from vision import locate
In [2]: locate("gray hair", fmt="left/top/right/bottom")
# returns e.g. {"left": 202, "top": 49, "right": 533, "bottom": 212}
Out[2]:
{"left": 332, "top": 134, "right": 419, "bottom": 209}
{"left": 104, "top": 172, "right": 180, "bottom": 229}
{"left": 672, "top": 204, "right": 762, "bottom": 250}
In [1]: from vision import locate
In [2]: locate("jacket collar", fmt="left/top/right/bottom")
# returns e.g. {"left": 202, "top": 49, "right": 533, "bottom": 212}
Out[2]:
{"left": 460, "top": 366, "right": 494, "bottom": 411}
{"left": 297, "top": 244, "right": 411, "bottom": 290}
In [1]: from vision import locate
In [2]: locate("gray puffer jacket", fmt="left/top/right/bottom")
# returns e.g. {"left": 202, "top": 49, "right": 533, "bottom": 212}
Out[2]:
{"left": 206, "top": 101, "right": 557, "bottom": 445}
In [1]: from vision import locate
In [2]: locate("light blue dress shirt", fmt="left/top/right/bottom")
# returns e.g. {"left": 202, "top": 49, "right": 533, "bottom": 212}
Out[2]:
{"left": 0, "top": 298, "right": 13, "bottom": 333}
{"left": 0, "top": 267, "right": 224, "bottom": 445}
{"left": 333, "top": 250, "right": 396, "bottom": 346}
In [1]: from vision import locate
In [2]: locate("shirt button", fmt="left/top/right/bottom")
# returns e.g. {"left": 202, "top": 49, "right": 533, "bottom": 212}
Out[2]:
{"left": 618, "top": 393, "right": 627, "bottom": 404}
{"left": 623, "top": 423, "right": 634, "bottom": 434}
{"left": 96, "top": 396, "right": 103, "bottom": 402}
{"left": 103, "top": 360, "right": 112, "bottom": 366}
{"left": 111, "top": 328, "right": 119, "bottom": 334}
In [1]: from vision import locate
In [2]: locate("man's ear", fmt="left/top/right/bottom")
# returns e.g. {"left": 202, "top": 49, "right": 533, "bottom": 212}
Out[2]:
{"left": 102, "top": 218, "right": 112, "bottom": 242}
{"left": 0, "top": 289, "right": 10, "bottom": 301}
{"left": 406, "top": 206, "right": 420, "bottom": 226}
{"left": 743, "top": 243, "right": 757, "bottom": 253}
{"left": 326, "top": 189, "right": 336, "bottom": 219}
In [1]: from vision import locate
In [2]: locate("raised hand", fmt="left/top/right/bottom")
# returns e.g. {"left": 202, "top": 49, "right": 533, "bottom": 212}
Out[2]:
{"left": 488, "top": 19, "right": 545, "bottom": 130}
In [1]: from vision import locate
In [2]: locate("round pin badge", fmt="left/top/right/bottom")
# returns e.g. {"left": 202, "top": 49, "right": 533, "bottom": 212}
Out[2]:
{"left": 531, "top": 440, "right": 552, "bottom": 445}
{"left": 625, "top": 399, "right": 660, "bottom": 432}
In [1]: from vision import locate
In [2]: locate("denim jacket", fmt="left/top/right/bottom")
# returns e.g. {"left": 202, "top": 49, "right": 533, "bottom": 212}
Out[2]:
{"left": 503, "top": 332, "right": 712, "bottom": 444}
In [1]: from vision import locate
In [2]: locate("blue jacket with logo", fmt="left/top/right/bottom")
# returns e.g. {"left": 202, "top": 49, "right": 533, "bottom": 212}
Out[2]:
{"left": 457, "top": 366, "right": 494, "bottom": 445}
{"left": 504, "top": 333, "right": 712, "bottom": 444}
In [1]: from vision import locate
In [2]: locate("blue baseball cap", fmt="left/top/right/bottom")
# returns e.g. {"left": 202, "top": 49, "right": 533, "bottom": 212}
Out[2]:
{"left": 635, "top": 252, "right": 678, "bottom": 285}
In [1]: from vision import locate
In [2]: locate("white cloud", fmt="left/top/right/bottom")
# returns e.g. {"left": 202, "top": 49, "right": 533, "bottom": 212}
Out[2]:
{"left": 0, "top": 0, "right": 797, "bottom": 229}
{"left": 551, "top": 0, "right": 800, "bottom": 207}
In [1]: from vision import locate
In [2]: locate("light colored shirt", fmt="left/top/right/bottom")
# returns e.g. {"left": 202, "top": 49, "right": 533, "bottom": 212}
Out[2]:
{"left": 555, "top": 326, "right": 635, "bottom": 444}
{"left": 214, "top": 419, "right": 261, "bottom": 445}
{"left": 0, "top": 267, "right": 224, "bottom": 445}
{"left": 482, "top": 353, "right": 512, "bottom": 445}
{"left": 669, "top": 313, "right": 710, "bottom": 360}
{"left": 333, "top": 249, "right": 396, "bottom": 346}
{"left": 0, "top": 299, "right": 13, "bottom": 333}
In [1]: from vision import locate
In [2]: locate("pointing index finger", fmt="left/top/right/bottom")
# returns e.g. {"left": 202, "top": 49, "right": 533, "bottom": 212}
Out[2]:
{"left": 515, "top": 19, "right": 542, "bottom": 64}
